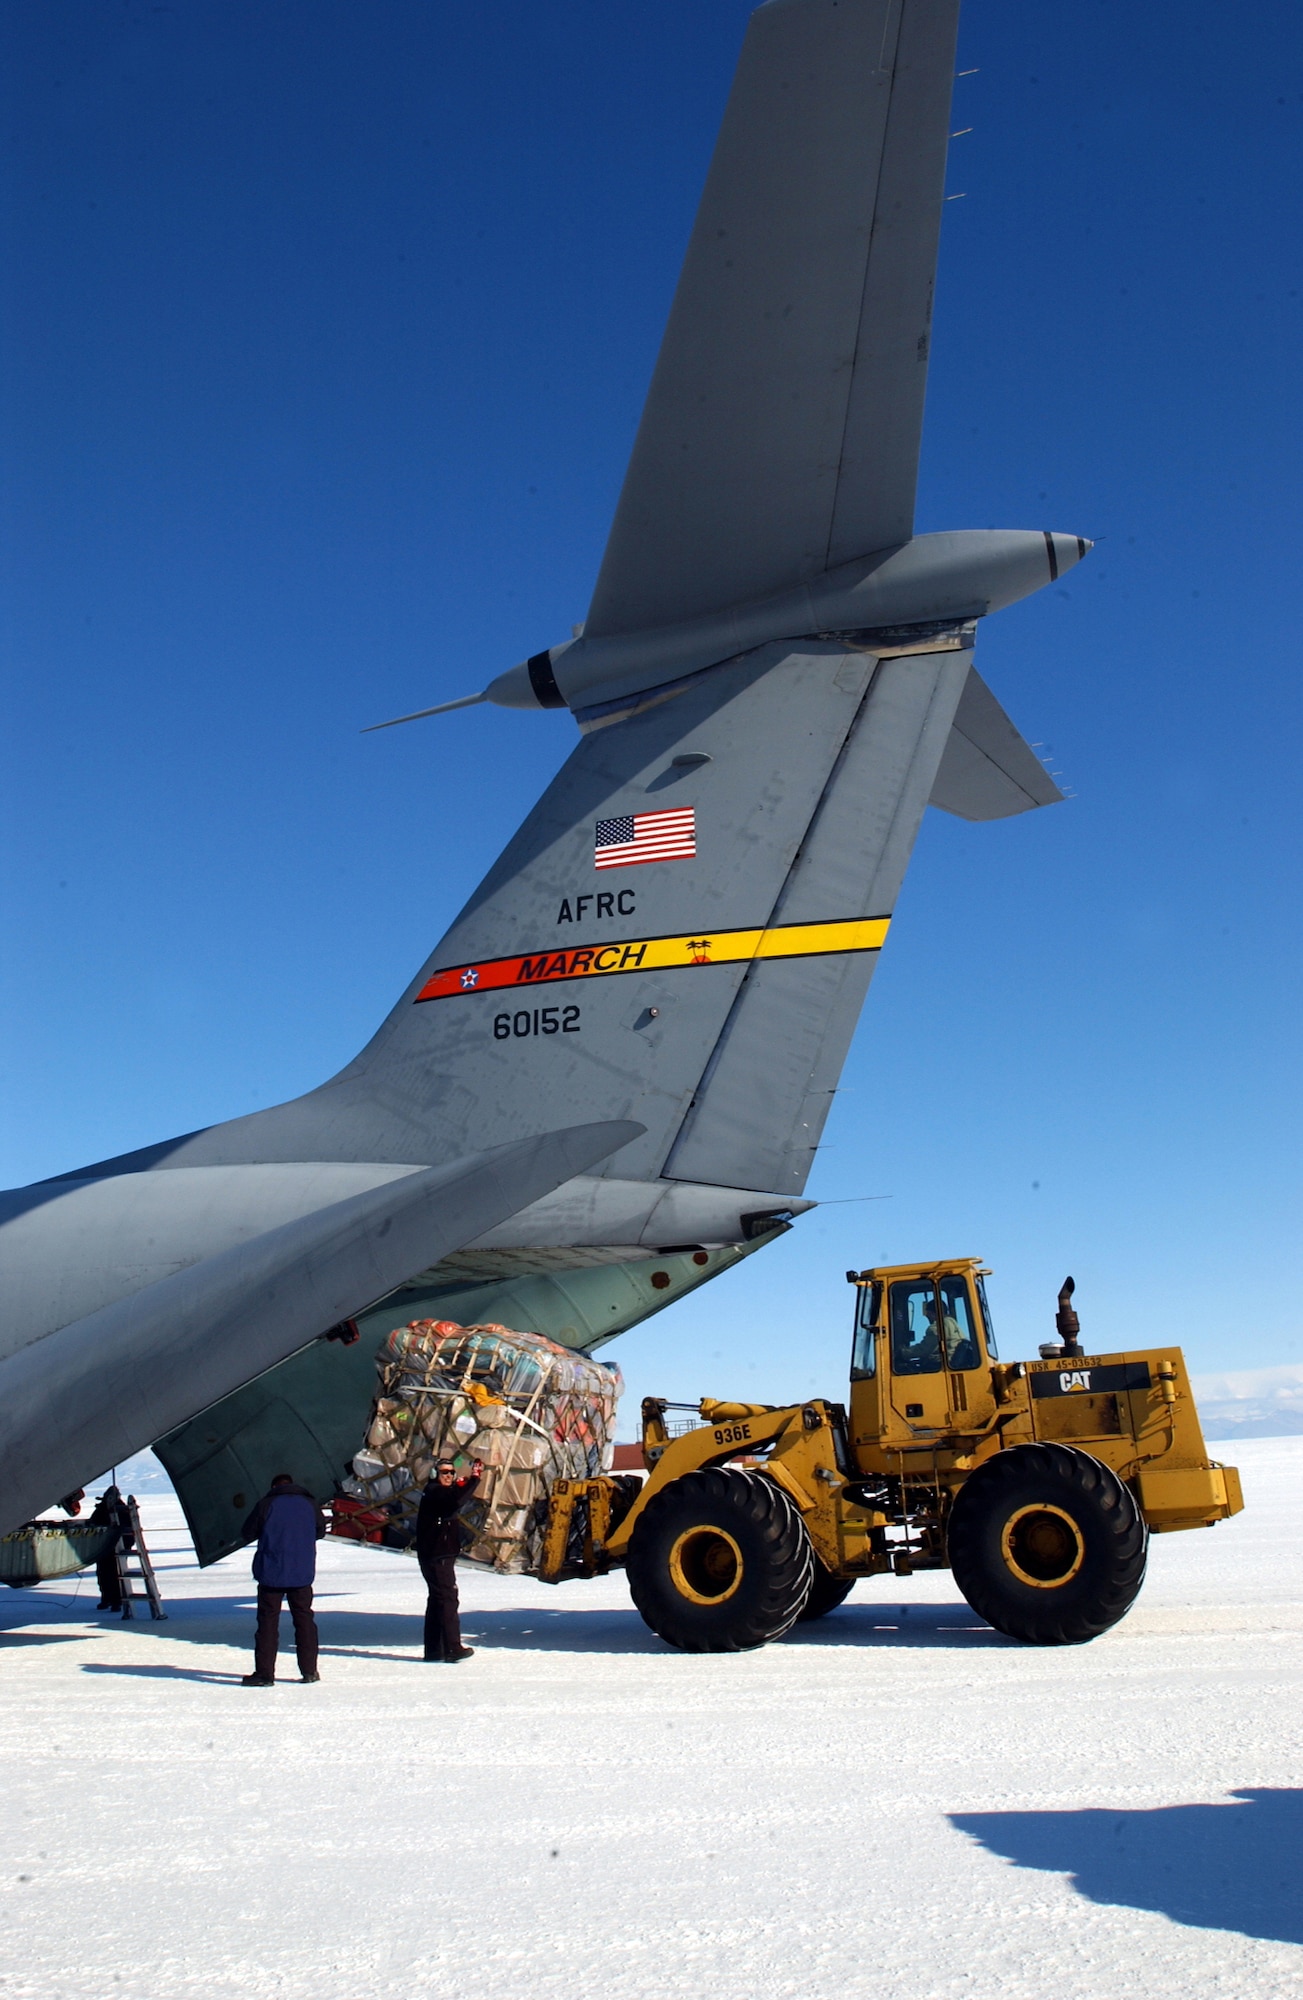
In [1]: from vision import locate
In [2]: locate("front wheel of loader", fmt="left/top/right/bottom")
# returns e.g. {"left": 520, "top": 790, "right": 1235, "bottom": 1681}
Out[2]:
{"left": 797, "top": 1555, "right": 856, "bottom": 1621}
{"left": 626, "top": 1468, "right": 813, "bottom": 1652}
{"left": 946, "top": 1443, "right": 1147, "bottom": 1646}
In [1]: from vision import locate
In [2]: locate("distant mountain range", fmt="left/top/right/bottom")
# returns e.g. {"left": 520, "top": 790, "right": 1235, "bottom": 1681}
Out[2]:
{"left": 93, "top": 1449, "right": 173, "bottom": 1496}
{"left": 1199, "top": 1407, "right": 1303, "bottom": 1441}
{"left": 1192, "top": 1363, "right": 1303, "bottom": 1442}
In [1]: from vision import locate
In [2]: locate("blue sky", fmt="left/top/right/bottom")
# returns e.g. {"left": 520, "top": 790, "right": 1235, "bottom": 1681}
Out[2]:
{"left": 2, "top": 0, "right": 1300, "bottom": 1416}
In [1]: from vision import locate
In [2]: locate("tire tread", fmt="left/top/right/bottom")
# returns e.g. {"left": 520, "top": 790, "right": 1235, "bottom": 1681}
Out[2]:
{"left": 947, "top": 1442, "right": 1147, "bottom": 1646}
{"left": 797, "top": 1555, "right": 856, "bottom": 1622}
{"left": 627, "top": 1467, "right": 813, "bottom": 1652}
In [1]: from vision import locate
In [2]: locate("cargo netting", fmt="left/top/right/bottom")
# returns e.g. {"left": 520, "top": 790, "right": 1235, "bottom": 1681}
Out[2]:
{"left": 338, "top": 1320, "right": 622, "bottom": 1574}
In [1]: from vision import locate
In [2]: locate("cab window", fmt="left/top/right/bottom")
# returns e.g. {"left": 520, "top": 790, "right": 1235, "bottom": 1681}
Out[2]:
{"left": 937, "top": 1277, "right": 981, "bottom": 1371}
{"left": 976, "top": 1274, "right": 998, "bottom": 1360}
{"left": 889, "top": 1281, "right": 942, "bottom": 1375}
{"left": 850, "top": 1282, "right": 880, "bottom": 1379}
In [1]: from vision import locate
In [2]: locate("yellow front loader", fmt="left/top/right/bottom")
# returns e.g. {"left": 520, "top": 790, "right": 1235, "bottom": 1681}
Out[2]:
{"left": 538, "top": 1262, "right": 1242, "bottom": 1651}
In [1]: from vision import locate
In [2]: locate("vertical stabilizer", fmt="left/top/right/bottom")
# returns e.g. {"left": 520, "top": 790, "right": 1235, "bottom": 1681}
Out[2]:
{"left": 128, "top": 635, "right": 973, "bottom": 1201}
{"left": 664, "top": 645, "right": 971, "bottom": 1193}
{"left": 586, "top": 0, "right": 960, "bottom": 638}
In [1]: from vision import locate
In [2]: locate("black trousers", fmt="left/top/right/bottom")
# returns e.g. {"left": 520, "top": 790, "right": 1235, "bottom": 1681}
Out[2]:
{"left": 254, "top": 1583, "right": 318, "bottom": 1678}
{"left": 95, "top": 1546, "right": 122, "bottom": 1609}
{"left": 419, "top": 1555, "right": 461, "bottom": 1660}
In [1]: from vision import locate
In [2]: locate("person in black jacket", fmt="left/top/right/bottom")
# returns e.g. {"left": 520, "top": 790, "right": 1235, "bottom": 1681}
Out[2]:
{"left": 415, "top": 1459, "right": 481, "bottom": 1662}
{"left": 87, "top": 1485, "right": 133, "bottom": 1612}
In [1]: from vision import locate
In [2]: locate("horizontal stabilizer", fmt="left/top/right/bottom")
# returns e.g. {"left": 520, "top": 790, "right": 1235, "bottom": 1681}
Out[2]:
{"left": 0, "top": 1119, "right": 639, "bottom": 1533}
{"left": 928, "top": 666, "right": 1064, "bottom": 821}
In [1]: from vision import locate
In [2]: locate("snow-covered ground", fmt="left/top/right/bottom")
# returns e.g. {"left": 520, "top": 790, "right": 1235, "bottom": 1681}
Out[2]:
{"left": 2, "top": 1439, "right": 1301, "bottom": 2000}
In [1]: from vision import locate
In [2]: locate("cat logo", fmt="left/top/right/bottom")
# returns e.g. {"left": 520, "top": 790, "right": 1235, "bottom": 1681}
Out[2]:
{"left": 1059, "top": 1370, "right": 1093, "bottom": 1393}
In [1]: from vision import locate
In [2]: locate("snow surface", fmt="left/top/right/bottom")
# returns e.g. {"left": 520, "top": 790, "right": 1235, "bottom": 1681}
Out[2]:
{"left": 2, "top": 1439, "right": 1302, "bottom": 2000}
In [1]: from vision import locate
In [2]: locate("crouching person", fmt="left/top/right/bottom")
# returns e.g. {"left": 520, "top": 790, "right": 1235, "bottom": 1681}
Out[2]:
{"left": 240, "top": 1474, "right": 326, "bottom": 1686}
{"left": 416, "top": 1459, "right": 481, "bottom": 1663}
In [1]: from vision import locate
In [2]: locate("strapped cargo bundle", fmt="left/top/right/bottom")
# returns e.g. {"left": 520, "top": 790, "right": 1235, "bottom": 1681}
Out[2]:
{"left": 340, "top": 1320, "right": 622, "bottom": 1574}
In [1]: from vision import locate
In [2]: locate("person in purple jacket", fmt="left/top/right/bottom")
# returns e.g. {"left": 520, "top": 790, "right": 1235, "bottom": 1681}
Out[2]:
{"left": 239, "top": 1474, "right": 326, "bottom": 1686}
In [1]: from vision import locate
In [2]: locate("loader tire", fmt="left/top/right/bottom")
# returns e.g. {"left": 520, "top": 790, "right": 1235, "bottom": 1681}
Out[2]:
{"left": 626, "top": 1468, "right": 813, "bottom": 1652}
{"left": 947, "top": 1442, "right": 1147, "bottom": 1646}
{"left": 797, "top": 1555, "right": 856, "bottom": 1622}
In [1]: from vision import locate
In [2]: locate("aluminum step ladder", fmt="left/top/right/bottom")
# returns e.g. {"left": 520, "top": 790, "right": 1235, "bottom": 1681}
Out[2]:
{"left": 113, "top": 1496, "right": 167, "bottom": 1620}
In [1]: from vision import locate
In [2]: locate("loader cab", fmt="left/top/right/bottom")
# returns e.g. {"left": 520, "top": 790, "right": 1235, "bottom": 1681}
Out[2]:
{"left": 848, "top": 1261, "right": 999, "bottom": 1458}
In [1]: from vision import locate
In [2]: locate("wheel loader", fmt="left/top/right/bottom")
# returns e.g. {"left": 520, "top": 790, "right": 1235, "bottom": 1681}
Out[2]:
{"left": 537, "top": 1262, "right": 1243, "bottom": 1650}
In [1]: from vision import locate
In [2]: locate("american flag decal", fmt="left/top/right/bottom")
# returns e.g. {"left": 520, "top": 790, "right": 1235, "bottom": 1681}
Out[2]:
{"left": 594, "top": 807, "right": 696, "bottom": 870}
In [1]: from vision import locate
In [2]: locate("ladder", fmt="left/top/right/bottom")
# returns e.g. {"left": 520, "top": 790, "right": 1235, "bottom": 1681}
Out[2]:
{"left": 113, "top": 1496, "right": 167, "bottom": 1620}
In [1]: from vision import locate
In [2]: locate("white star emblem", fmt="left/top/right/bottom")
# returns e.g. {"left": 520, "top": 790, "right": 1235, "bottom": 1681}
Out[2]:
{"left": 460, "top": 967, "right": 480, "bottom": 989}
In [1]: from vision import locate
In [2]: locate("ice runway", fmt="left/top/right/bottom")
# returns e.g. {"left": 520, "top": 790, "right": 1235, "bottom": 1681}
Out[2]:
{"left": 1, "top": 1438, "right": 1300, "bottom": 2000}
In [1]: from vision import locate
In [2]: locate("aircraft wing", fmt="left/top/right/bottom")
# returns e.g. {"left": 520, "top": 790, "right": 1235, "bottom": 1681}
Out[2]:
{"left": 0, "top": 1119, "right": 638, "bottom": 1534}
{"left": 584, "top": 0, "right": 960, "bottom": 638}
{"left": 928, "top": 664, "right": 1065, "bottom": 820}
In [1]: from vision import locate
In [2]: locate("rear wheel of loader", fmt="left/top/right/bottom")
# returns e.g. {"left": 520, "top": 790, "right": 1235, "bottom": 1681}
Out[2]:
{"left": 797, "top": 1555, "right": 856, "bottom": 1621}
{"left": 626, "top": 1468, "right": 813, "bottom": 1652}
{"left": 946, "top": 1442, "right": 1147, "bottom": 1645}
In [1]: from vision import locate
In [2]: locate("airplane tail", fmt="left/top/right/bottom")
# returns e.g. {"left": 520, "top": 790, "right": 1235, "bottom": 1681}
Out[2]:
{"left": 2, "top": 0, "right": 1080, "bottom": 1533}
{"left": 125, "top": 629, "right": 975, "bottom": 1199}
{"left": 51, "top": 0, "right": 1059, "bottom": 1220}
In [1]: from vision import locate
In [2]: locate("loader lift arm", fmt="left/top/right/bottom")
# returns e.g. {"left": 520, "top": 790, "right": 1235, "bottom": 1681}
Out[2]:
{"left": 538, "top": 1393, "right": 882, "bottom": 1584}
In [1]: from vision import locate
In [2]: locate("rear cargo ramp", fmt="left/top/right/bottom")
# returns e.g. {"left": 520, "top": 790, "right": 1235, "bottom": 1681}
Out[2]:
{"left": 625, "top": 1467, "right": 813, "bottom": 1652}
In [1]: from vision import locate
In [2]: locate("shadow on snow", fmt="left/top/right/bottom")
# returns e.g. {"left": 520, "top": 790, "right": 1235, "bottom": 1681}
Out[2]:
{"left": 950, "top": 1791, "right": 1303, "bottom": 1948}
{"left": 0, "top": 1586, "right": 1008, "bottom": 1664}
